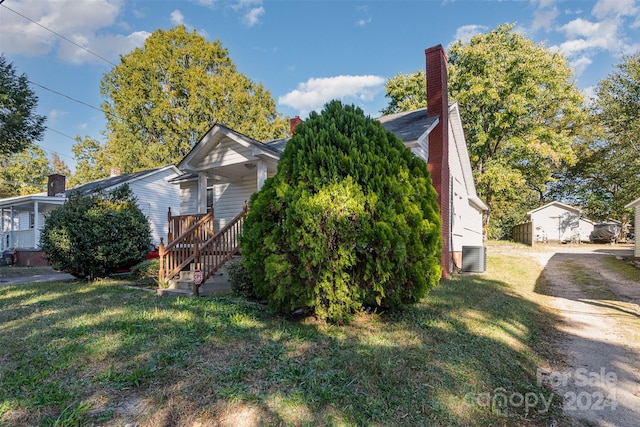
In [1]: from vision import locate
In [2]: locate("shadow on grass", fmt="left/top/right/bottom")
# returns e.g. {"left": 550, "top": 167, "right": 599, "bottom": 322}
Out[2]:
{"left": 0, "top": 260, "right": 569, "bottom": 427}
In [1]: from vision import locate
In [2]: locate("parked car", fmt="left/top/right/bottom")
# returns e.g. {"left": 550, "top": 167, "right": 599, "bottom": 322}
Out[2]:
{"left": 589, "top": 222, "right": 621, "bottom": 243}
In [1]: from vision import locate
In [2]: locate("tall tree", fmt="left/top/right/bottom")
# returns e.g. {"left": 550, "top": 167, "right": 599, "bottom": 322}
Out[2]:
{"left": 50, "top": 153, "right": 71, "bottom": 178}
{"left": 69, "top": 136, "right": 109, "bottom": 187}
{"left": 0, "top": 145, "right": 50, "bottom": 197}
{"left": 100, "top": 25, "right": 289, "bottom": 172}
{"left": 550, "top": 52, "right": 640, "bottom": 225}
{"left": 381, "top": 70, "right": 426, "bottom": 115}
{"left": 382, "top": 24, "right": 588, "bottom": 238}
{"left": 0, "top": 55, "right": 46, "bottom": 155}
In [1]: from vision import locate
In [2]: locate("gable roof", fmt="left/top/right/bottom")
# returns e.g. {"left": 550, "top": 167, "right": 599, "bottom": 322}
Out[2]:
{"left": 376, "top": 108, "right": 438, "bottom": 147}
{"left": 177, "top": 124, "right": 281, "bottom": 173}
{"left": 527, "top": 201, "right": 581, "bottom": 216}
{"left": 69, "top": 165, "right": 179, "bottom": 195}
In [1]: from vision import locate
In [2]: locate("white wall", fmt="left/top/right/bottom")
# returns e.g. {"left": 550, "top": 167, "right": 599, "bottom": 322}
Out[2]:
{"left": 210, "top": 179, "right": 256, "bottom": 229}
{"left": 128, "top": 168, "right": 181, "bottom": 245}
{"left": 530, "top": 205, "right": 580, "bottom": 242}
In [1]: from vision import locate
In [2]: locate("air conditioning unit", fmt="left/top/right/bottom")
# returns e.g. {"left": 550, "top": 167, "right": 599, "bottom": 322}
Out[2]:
{"left": 462, "top": 246, "right": 486, "bottom": 273}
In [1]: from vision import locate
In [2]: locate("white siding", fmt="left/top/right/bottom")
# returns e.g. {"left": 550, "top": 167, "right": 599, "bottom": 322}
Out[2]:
{"left": 178, "top": 182, "right": 198, "bottom": 215}
{"left": 530, "top": 205, "right": 580, "bottom": 242}
{"left": 577, "top": 219, "right": 595, "bottom": 243}
{"left": 128, "top": 168, "right": 181, "bottom": 245}
{"left": 448, "top": 117, "right": 485, "bottom": 251}
{"left": 211, "top": 179, "right": 256, "bottom": 229}
{"left": 199, "top": 138, "right": 254, "bottom": 168}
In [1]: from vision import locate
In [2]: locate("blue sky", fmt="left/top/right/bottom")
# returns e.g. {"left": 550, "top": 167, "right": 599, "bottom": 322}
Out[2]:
{"left": 1, "top": 0, "right": 639, "bottom": 172}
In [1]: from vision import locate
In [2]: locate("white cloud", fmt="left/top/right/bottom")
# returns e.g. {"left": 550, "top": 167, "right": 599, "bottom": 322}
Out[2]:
{"left": 592, "top": 0, "right": 638, "bottom": 19}
{"left": 47, "top": 109, "right": 68, "bottom": 124}
{"left": 0, "top": 0, "right": 148, "bottom": 64}
{"left": 569, "top": 55, "right": 593, "bottom": 76}
{"left": 532, "top": 5, "right": 559, "bottom": 31}
{"left": 356, "top": 18, "right": 372, "bottom": 27}
{"left": 171, "top": 10, "right": 185, "bottom": 26}
{"left": 453, "top": 25, "right": 488, "bottom": 44}
{"left": 556, "top": 17, "right": 623, "bottom": 56}
{"left": 242, "top": 7, "right": 265, "bottom": 27}
{"left": 278, "top": 75, "right": 385, "bottom": 115}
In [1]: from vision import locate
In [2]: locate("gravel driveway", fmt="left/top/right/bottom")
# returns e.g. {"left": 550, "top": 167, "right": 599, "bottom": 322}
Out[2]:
{"left": 523, "top": 244, "right": 639, "bottom": 427}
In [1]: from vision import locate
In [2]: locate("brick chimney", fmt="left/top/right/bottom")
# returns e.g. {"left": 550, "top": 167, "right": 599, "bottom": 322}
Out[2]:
{"left": 47, "top": 174, "right": 66, "bottom": 197}
{"left": 110, "top": 167, "right": 122, "bottom": 177}
{"left": 290, "top": 116, "right": 303, "bottom": 136}
{"left": 425, "top": 44, "right": 451, "bottom": 278}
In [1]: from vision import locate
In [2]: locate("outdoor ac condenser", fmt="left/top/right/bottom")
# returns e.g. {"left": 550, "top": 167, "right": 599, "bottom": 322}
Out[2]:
{"left": 462, "top": 246, "right": 486, "bottom": 273}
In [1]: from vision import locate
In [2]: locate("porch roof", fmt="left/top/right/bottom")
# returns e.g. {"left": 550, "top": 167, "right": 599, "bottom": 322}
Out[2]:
{"left": 0, "top": 193, "right": 66, "bottom": 211}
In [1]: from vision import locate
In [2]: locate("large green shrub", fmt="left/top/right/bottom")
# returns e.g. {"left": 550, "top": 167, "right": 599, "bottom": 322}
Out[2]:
{"left": 241, "top": 101, "right": 441, "bottom": 322}
{"left": 40, "top": 185, "right": 151, "bottom": 279}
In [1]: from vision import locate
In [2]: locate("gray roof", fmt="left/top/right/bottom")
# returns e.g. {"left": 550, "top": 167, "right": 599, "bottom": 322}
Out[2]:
{"left": 68, "top": 167, "right": 167, "bottom": 195}
{"left": 264, "top": 136, "right": 290, "bottom": 154}
{"left": 375, "top": 108, "right": 438, "bottom": 142}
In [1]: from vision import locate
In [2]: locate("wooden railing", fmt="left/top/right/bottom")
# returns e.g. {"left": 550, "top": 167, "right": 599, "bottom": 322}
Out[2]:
{"left": 167, "top": 207, "right": 214, "bottom": 243}
{"left": 158, "top": 202, "right": 248, "bottom": 290}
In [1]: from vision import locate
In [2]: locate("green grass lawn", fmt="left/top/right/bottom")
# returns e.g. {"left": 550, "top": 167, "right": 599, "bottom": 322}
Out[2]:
{"left": 0, "top": 253, "right": 570, "bottom": 426}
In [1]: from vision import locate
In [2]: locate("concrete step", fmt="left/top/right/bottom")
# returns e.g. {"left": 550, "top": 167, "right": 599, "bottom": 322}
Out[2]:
{"left": 163, "top": 256, "right": 241, "bottom": 296}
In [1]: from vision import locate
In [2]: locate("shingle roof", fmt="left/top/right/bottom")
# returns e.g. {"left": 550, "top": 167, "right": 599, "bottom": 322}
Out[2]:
{"left": 375, "top": 108, "right": 438, "bottom": 142}
{"left": 67, "top": 167, "right": 167, "bottom": 195}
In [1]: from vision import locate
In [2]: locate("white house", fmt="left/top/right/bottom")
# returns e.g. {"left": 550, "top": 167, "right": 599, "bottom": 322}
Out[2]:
{"left": 526, "top": 201, "right": 594, "bottom": 243}
{"left": 168, "top": 44, "right": 487, "bottom": 278}
{"left": 0, "top": 165, "right": 180, "bottom": 266}
{"left": 625, "top": 197, "right": 640, "bottom": 257}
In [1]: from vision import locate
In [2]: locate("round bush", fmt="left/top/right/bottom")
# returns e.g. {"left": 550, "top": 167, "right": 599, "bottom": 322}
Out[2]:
{"left": 40, "top": 185, "right": 151, "bottom": 280}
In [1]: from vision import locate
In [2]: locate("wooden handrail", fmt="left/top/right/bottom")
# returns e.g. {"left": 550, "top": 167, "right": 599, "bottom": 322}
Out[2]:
{"left": 159, "top": 202, "right": 248, "bottom": 287}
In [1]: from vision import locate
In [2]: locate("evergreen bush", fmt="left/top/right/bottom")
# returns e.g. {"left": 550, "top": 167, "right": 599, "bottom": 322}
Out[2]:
{"left": 227, "top": 259, "right": 255, "bottom": 299}
{"left": 241, "top": 101, "right": 441, "bottom": 322}
{"left": 40, "top": 185, "right": 152, "bottom": 280}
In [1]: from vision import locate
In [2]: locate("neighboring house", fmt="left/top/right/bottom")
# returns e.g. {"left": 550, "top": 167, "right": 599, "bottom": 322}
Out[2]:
{"left": 526, "top": 201, "right": 594, "bottom": 243}
{"left": 0, "top": 166, "right": 180, "bottom": 266}
{"left": 0, "top": 174, "right": 67, "bottom": 266}
{"left": 169, "top": 44, "right": 487, "bottom": 278}
{"left": 625, "top": 197, "right": 640, "bottom": 257}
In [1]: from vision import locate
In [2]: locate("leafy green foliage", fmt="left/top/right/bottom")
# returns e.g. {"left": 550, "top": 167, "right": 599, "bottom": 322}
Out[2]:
{"left": 241, "top": 101, "right": 441, "bottom": 322}
{"left": 382, "top": 25, "right": 589, "bottom": 238}
{"left": 0, "top": 145, "right": 50, "bottom": 197}
{"left": 226, "top": 259, "right": 256, "bottom": 299}
{"left": 381, "top": 70, "right": 426, "bottom": 115}
{"left": 39, "top": 185, "right": 151, "bottom": 279}
{"left": 69, "top": 136, "right": 109, "bottom": 187}
{"left": 550, "top": 52, "right": 640, "bottom": 226}
{"left": 0, "top": 55, "right": 46, "bottom": 156}
{"left": 98, "top": 25, "right": 289, "bottom": 173}
{"left": 448, "top": 24, "right": 588, "bottom": 236}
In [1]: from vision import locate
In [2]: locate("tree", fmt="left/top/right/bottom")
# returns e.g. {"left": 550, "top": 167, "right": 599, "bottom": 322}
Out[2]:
{"left": 449, "top": 24, "right": 588, "bottom": 238}
{"left": 550, "top": 52, "right": 640, "bottom": 227}
{"left": 381, "top": 70, "right": 426, "bottom": 115}
{"left": 70, "top": 136, "right": 109, "bottom": 187}
{"left": 50, "top": 153, "right": 71, "bottom": 178}
{"left": 0, "top": 55, "right": 46, "bottom": 155}
{"left": 40, "top": 185, "right": 151, "bottom": 280}
{"left": 0, "top": 145, "right": 49, "bottom": 197}
{"left": 241, "top": 101, "right": 442, "bottom": 322}
{"left": 99, "top": 25, "right": 289, "bottom": 173}
{"left": 382, "top": 24, "right": 589, "bottom": 238}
